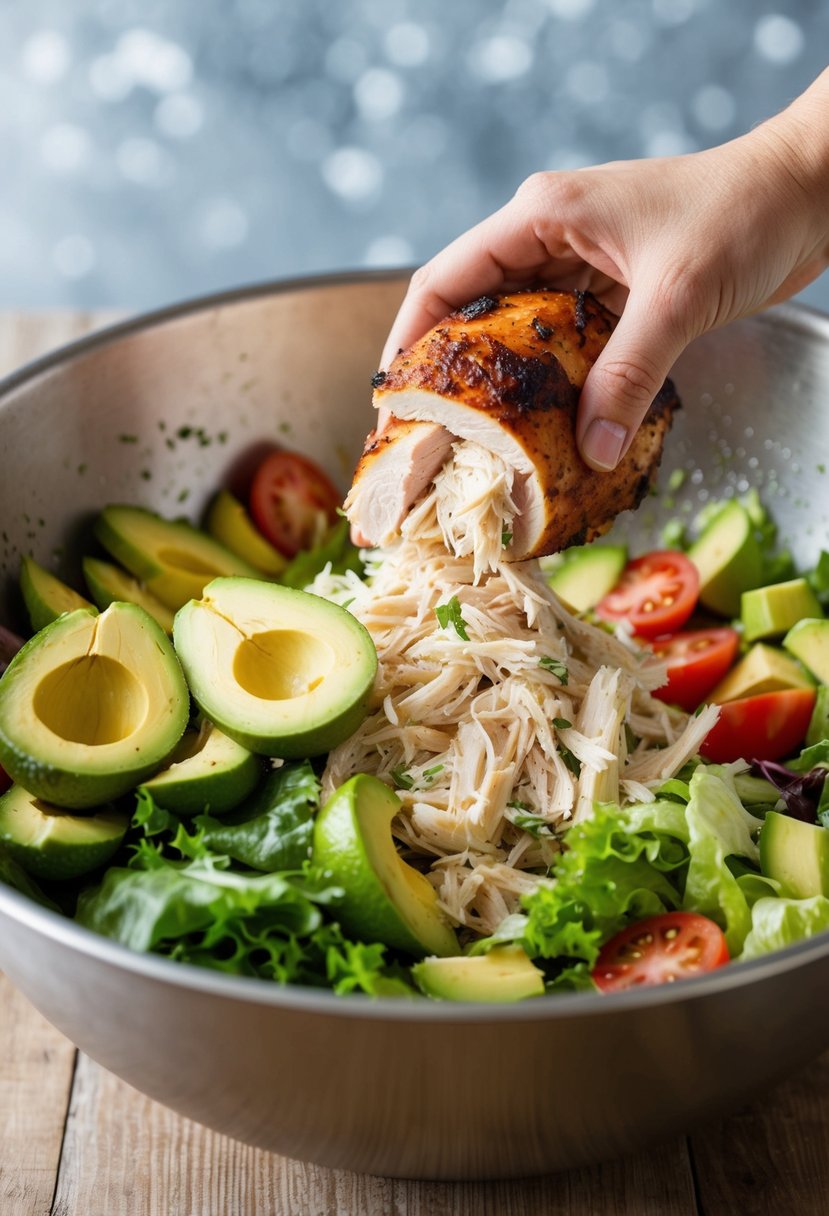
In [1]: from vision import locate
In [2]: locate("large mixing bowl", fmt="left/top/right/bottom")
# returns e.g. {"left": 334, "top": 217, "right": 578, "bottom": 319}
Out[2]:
{"left": 0, "top": 273, "right": 828, "bottom": 1180}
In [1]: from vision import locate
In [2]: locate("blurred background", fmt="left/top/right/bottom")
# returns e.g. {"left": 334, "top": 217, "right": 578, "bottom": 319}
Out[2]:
{"left": 2, "top": 0, "right": 827, "bottom": 312}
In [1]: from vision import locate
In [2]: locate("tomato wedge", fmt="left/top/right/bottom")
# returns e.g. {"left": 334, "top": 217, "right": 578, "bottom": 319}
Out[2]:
{"left": 700, "top": 687, "right": 816, "bottom": 763}
{"left": 650, "top": 627, "right": 741, "bottom": 713}
{"left": 592, "top": 912, "right": 730, "bottom": 992}
{"left": 249, "top": 449, "right": 341, "bottom": 558}
{"left": 595, "top": 551, "right": 699, "bottom": 639}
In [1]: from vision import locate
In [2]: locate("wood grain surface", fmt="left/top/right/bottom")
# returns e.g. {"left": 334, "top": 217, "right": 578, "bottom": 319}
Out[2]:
{"left": 1, "top": 311, "right": 829, "bottom": 1215}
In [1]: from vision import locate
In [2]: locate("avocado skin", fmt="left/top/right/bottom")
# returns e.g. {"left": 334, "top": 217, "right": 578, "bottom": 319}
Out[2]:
{"left": 206, "top": 693, "right": 375, "bottom": 759}
{"left": 140, "top": 725, "right": 262, "bottom": 816}
{"left": 0, "top": 606, "right": 189, "bottom": 810}
{"left": 20, "top": 557, "right": 95, "bottom": 634}
{"left": 0, "top": 784, "right": 128, "bottom": 881}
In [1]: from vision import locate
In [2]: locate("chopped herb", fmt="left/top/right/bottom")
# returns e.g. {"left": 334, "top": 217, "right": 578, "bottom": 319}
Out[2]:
{"left": 501, "top": 529, "right": 513, "bottom": 548}
{"left": 559, "top": 745, "right": 582, "bottom": 776}
{"left": 667, "top": 468, "right": 686, "bottom": 493}
{"left": 539, "top": 656, "right": 569, "bottom": 685}
{"left": 435, "top": 595, "right": 469, "bottom": 641}
{"left": 177, "top": 488, "right": 190, "bottom": 504}
{"left": 553, "top": 717, "right": 572, "bottom": 730}
{"left": 341, "top": 597, "right": 354, "bottom": 610}
{"left": 531, "top": 317, "right": 553, "bottom": 341}
{"left": 391, "top": 767, "right": 414, "bottom": 791}
{"left": 140, "top": 469, "right": 152, "bottom": 481}
{"left": 819, "top": 464, "right": 826, "bottom": 474}
{"left": 423, "top": 764, "right": 444, "bottom": 777}
{"left": 77, "top": 463, "right": 87, "bottom": 475}
{"left": 505, "top": 805, "right": 554, "bottom": 838}
{"left": 177, "top": 425, "right": 193, "bottom": 439}
{"left": 119, "top": 433, "right": 139, "bottom": 444}
{"left": 165, "top": 438, "right": 176, "bottom": 450}
{"left": 507, "top": 799, "right": 531, "bottom": 812}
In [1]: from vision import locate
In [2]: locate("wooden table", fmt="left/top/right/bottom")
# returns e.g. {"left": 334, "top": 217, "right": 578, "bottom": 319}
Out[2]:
{"left": 1, "top": 311, "right": 828, "bottom": 1215}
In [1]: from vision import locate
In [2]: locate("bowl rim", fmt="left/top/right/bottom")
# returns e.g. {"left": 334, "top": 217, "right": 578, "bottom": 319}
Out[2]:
{"left": 1, "top": 270, "right": 829, "bottom": 1022}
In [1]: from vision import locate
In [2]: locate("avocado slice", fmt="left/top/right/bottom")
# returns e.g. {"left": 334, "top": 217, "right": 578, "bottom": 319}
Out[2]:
{"left": 784, "top": 618, "right": 829, "bottom": 685}
{"left": 206, "top": 491, "right": 287, "bottom": 577}
{"left": 313, "top": 773, "right": 458, "bottom": 958}
{"left": 413, "top": 945, "right": 545, "bottom": 1002}
{"left": 20, "top": 557, "right": 95, "bottom": 634}
{"left": 0, "top": 604, "right": 189, "bottom": 808}
{"left": 0, "top": 784, "right": 128, "bottom": 880}
{"left": 139, "top": 719, "right": 261, "bottom": 816}
{"left": 173, "top": 577, "right": 377, "bottom": 757}
{"left": 82, "top": 556, "right": 175, "bottom": 635}
{"left": 760, "top": 810, "right": 829, "bottom": 899}
{"left": 742, "top": 578, "right": 823, "bottom": 643}
{"left": 710, "top": 643, "right": 814, "bottom": 703}
{"left": 688, "top": 500, "right": 763, "bottom": 617}
{"left": 95, "top": 505, "right": 259, "bottom": 612}
{"left": 807, "top": 685, "right": 829, "bottom": 748}
{"left": 545, "top": 544, "right": 627, "bottom": 614}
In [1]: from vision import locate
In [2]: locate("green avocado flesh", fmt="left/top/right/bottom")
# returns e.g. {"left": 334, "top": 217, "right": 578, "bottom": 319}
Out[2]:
{"left": 784, "top": 618, "right": 829, "bottom": 684}
{"left": 688, "top": 500, "right": 763, "bottom": 618}
{"left": 83, "top": 557, "right": 175, "bottom": 635}
{"left": 139, "top": 719, "right": 260, "bottom": 816}
{"left": 741, "top": 578, "right": 823, "bottom": 643}
{"left": 710, "top": 643, "right": 813, "bottom": 703}
{"left": 206, "top": 491, "right": 287, "bottom": 577}
{"left": 760, "top": 810, "right": 829, "bottom": 899}
{"left": 412, "top": 945, "right": 545, "bottom": 1002}
{"left": 0, "top": 603, "right": 189, "bottom": 808}
{"left": 95, "top": 505, "right": 259, "bottom": 612}
{"left": 545, "top": 545, "right": 627, "bottom": 613}
{"left": 0, "top": 784, "right": 128, "bottom": 881}
{"left": 312, "top": 773, "right": 458, "bottom": 958}
{"left": 20, "top": 557, "right": 95, "bottom": 633}
{"left": 173, "top": 577, "right": 377, "bottom": 757}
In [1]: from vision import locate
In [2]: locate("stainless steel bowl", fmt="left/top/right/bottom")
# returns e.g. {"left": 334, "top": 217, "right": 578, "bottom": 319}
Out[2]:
{"left": 1, "top": 273, "right": 828, "bottom": 1181}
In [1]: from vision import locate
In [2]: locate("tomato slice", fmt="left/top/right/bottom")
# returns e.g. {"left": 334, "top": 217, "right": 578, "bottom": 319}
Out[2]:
{"left": 592, "top": 911, "right": 730, "bottom": 992}
{"left": 595, "top": 551, "right": 699, "bottom": 639}
{"left": 700, "top": 688, "right": 816, "bottom": 764}
{"left": 249, "top": 450, "right": 341, "bottom": 558}
{"left": 649, "top": 627, "right": 741, "bottom": 713}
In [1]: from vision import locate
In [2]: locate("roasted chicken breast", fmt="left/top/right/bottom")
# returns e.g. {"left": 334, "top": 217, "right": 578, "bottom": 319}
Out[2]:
{"left": 347, "top": 289, "right": 680, "bottom": 559}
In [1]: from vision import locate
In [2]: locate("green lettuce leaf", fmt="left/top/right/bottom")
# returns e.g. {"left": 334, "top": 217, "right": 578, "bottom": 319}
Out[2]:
{"left": 682, "top": 767, "right": 763, "bottom": 955}
{"left": 740, "top": 895, "right": 829, "bottom": 961}
{"left": 193, "top": 761, "right": 319, "bottom": 872}
{"left": 279, "top": 518, "right": 362, "bottom": 590}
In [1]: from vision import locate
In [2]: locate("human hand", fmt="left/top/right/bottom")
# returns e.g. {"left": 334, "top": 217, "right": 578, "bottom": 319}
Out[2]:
{"left": 380, "top": 69, "right": 829, "bottom": 472}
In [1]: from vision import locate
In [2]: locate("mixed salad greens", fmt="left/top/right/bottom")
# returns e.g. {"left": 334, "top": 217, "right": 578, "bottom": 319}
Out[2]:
{"left": 1, "top": 447, "right": 829, "bottom": 1001}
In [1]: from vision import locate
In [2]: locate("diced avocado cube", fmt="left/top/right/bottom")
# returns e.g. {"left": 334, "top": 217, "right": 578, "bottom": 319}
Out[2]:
{"left": 784, "top": 618, "right": 829, "bottom": 685}
{"left": 710, "top": 643, "right": 814, "bottom": 703}
{"left": 742, "top": 579, "right": 823, "bottom": 643}
{"left": 687, "top": 500, "right": 763, "bottom": 618}
{"left": 760, "top": 810, "right": 829, "bottom": 899}
{"left": 545, "top": 544, "right": 627, "bottom": 613}
{"left": 412, "top": 945, "right": 545, "bottom": 1003}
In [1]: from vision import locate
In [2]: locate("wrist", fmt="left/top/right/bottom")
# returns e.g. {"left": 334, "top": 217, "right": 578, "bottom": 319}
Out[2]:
{"left": 753, "top": 71, "right": 829, "bottom": 245}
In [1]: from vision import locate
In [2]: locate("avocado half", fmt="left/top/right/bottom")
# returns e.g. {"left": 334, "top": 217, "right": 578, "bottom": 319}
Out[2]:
{"left": 0, "top": 603, "right": 189, "bottom": 808}
{"left": 173, "top": 577, "right": 377, "bottom": 757}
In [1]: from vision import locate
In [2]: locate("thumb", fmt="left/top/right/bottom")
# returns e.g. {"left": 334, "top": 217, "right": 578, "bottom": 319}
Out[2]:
{"left": 576, "top": 292, "right": 688, "bottom": 472}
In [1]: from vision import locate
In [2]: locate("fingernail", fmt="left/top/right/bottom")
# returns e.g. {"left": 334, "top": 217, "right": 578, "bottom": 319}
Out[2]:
{"left": 582, "top": 419, "right": 628, "bottom": 470}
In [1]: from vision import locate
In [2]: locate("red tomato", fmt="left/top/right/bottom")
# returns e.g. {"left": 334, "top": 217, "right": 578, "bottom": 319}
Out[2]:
{"left": 592, "top": 912, "right": 730, "bottom": 992}
{"left": 650, "top": 627, "right": 741, "bottom": 713}
{"left": 595, "top": 551, "right": 699, "bottom": 639}
{"left": 249, "top": 450, "right": 341, "bottom": 558}
{"left": 700, "top": 688, "right": 816, "bottom": 764}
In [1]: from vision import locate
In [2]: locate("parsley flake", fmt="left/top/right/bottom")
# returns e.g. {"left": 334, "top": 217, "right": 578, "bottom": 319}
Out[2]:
{"left": 539, "top": 656, "right": 569, "bottom": 685}
{"left": 553, "top": 717, "right": 572, "bottom": 730}
{"left": 435, "top": 596, "right": 469, "bottom": 641}
{"left": 391, "top": 768, "right": 414, "bottom": 790}
{"left": 501, "top": 529, "right": 513, "bottom": 548}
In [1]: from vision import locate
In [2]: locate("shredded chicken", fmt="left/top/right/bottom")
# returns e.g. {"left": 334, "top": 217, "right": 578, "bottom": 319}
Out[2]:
{"left": 311, "top": 439, "right": 716, "bottom": 937}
